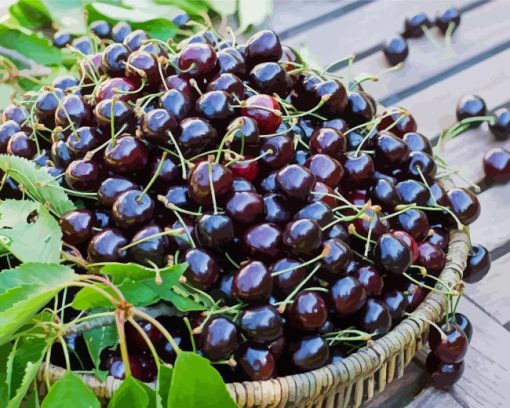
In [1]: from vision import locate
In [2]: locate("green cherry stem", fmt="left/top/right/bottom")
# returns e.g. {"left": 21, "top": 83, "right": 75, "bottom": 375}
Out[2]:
{"left": 137, "top": 151, "right": 167, "bottom": 203}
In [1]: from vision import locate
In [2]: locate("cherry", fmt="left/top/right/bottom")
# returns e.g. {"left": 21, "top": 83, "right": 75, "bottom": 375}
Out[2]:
{"left": 270, "top": 257, "right": 306, "bottom": 295}
{"left": 426, "top": 353, "right": 464, "bottom": 389}
{"left": 243, "top": 223, "right": 282, "bottom": 259}
{"left": 55, "top": 95, "right": 90, "bottom": 128}
{"left": 405, "top": 281, "right": 428, "bottom": 312}
{"left": 344, "top": 92, "right": 375, "bottom": 125}
{"left": 95, "top": 99, "right": 135, "bottom": 130}
{"left": 160, "top": 89, "right": 192, "bottom": 120}
{"left": 352, "top": 265, "right": 384, "bottom": 297}
{"left": 60, "top": 209, "right": 95, "bottom": 245}
{"left": 163, "top": 185, "right": 194, "bottom": 210}
{"left": 72, "top": 36, "right": 93, "bottom": 55}
{"left": 289, "top": 335, "right": 330, "bottom": 372}
{"left": 374, "top": 233, "right": 412, "bottom": 275}
{"left": 428, "top": 322, "right": 468, "bottom": 364}
{"left": 225, "top": 191, "right": 264, "bottom": 224}
{"left": 229, "top": 158, "right": 259, "bottom": 181}
{"left": 330, "top": 276, "right": 367, "bottom": 316}
{"left": 391, "top": 230, "right": 419, "bottom": 262}
{"left": 201, "top": 317, "right": 238, "bottom": 361}
{"left": 396, "top": 208, "right": 430, "bottom": 241}
{"left": 188, "top": 161, "right": 233, "bottom": 205}
{"left": 96, "top": 78, "right": 137, "bottom": 103}
{"left": 293, "top": 75, "right": 321, "bottom": 111}
{"left": 268, "top": 336, "right": 286, "bottom": 359}
{"left": 140, "top": 108, "right": 177, "bottom": 143}
{"left": 125, "top": 50, "right": 159, "bottom": 85}
{"left": 426, "top": 228, "right": 449, "bottom": 251}
{"left": 110, "top": 22, "right": 131, "bottom": 42}
{"left": 456, "top": 95, "right": 487, "bottom": 125}
{"left": 321, "top": 238, "right": 352, "bottom": 273}
{"left": 305, "top": 154, "right": 343, "bottom": 188}
{"left": 245, "top": 30, "right": 282, "bottom": 66}
{"left": 383, "top": 36, "right": 409, "bottom": 66}
{"left": 207, "top": 73, "right": 244, "bottom": 100}
{"left": 407, "top": 151, "right": 437, "bottom": 182}
{"left": 249, "top": 62, "right": 290, "bottom": 97}
{"left": 6, "top": 132, "right": 35, "bottom": 159}
{"left": 178, "top": 117, "right": 217, "bottom": 157}
{"left": 283, "top": 219, "right": 322, "bottom": 256}
{"left": 288, "top": 291, "right": 328, "bottom": 331}
{"left": 428, "top": 182, "right": 450, "bottom": 207}
{"left": 240, "top": 304, "right": 283, "bottom": 341}
{"left": 102, "top": 43, "right": 130, "bottom": 76}
{"left": 65, "top": 159, "right": 100, "bottom": 191}
{"left": 98, "top": 177, "right": 139, "bottom": 207}
{"left": 123, "top": 29, "right": 149, "bottom": 52}
{"left": 452, "top": 313, "right": 472, "bottom": 342}
{"left": 233, "top": 260, "right": 273, "bottom": 303}
{"left": 90, "top": 20, "right": 111, "bottom": 39}
{"left": 241, "top": 94, "right": 281, "bottom": 134}
{"left": 403, "top": 132, "right": 433, "bottom": 154}
{"left": 378, "top": 109, "right": 417, "bottom": 138}
{"left": 125, "top": 319, "right": 162, "bottom": 351}
{"left": 447, "top": 188, "right": 480, "bottom": 225}
{"left": 327, "top": 224, "right": 350, "bottom": 243}
{"left": 383, "top": 289, "right": 409, "bottom": 319}
{"left": 66, "top": 126, "right": 102, "bottom": 156}
{"left": 53, "top": 31, "right": 72, "bottom": 48}
{"left": 371, "top": 179, "right": 399, "bottom": 210}
{"left": 464, "top": 244, "right": 491, "bottom": 283}
{"left": 237, "top": 344, "right": 275, "bottom": 381}
{"left": 217, "top": 47, "right": 246, "bottom": 75}
{"left": 352, "top": 209, "right": 390, "bottom": 240}
{"left": 112, "top": 190, "right": 155, "bottom": 229}
{"left": 261, "top": 135, "right": 294, "bottom": 168}
{"left": 227, "top": 116, "right": 260, "bottom": 151}
{"left": 375, "top": 131, "right": 410, "bottom": 166}
{"left": 35, "top": 89, "right": 63, "bottom": 126}
{"left": 87, "top": 228, "right": 127, "bottom": 262}
{"left": 341, "top": 153, "right": 375, "bottom": 187}
{"left": 403, "top": 13, "right": 432, "bottom": 38}
{"left": 361, "top": 298, "right": 392, "bottom": 337}
{"left": 178, "top": 43, "right": 217, "bottom": 77}
{"left": 104, "top": 135, "right": 148, "bottom": 173}
{"left": 294, "top": 201, "right": 333, "bottom": 228}
{"left": 489, "top": 108, "right": 510, "bottom": 140}
{"left": 436, "top": 7, "right": 461, "bottom": 34}
{"left": 184, "top": 248, "right": 219, "bottom": 290}
{"left": 396, "top": 179, "right": 430, "bottom": 206}
{"left": 232, "top": 177, "right": 256, "bottom": 193}
{"left": 314, "top": 79, "right": 348, "bottom": 118}
{"left": 196, "top": 214, "right": 234, "bottom": 247}
{"left": 107, "top": 356, "right": 143, "bottom": 381}
{"left": 94, "top": 210, "right": 111, "bottom": 229}
{"left": 2, "top": 104, "right": 28, "bottom": 125}
{"left": 196, "top": 91, "right": 234, "bottom": 124}
{"left": 168, "top": 217, "right": 195, "bottom": 251}
{"left": 150, "top": 154, "right": 179, "bottom": 187}
{"left": 129, "top": 225, "right": 168, "bottom": 266}
{"left": 33, "top": 149, "right": 51, "bottom": 166}
{"left": 0, "top": 120, "right": 20, "bottom": 153}
{"left": 483, "top": 148, "right": 510, "bottom": 183}
{"left": 418, "top": 242, "right": 446, "bottom": 272}
{"left": 309, "top": 181, "right": 338, "bottom": 208}
{"left": 277, "top": 164, "right": 315, "bottom": 200}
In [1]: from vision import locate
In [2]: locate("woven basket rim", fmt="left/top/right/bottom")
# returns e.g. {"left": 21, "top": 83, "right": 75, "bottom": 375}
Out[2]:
{"left": 37, "top": 229, "right": 470, "bottom": 405}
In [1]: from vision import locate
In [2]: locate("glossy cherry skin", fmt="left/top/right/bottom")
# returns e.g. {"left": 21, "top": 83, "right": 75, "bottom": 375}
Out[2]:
{"left": 403, "top": 12, "right": 432, "bottom": 38}
{"left": 178, "top": 43, "right": 217, "bottom": 77}
{"left": 95, "top": 77, "right": 136, "bottom": 103}
{"left": 0, "top": 120, "right": 20, "bottom": 153}
{"left": 383, "top": 36, "right": 409, "bottom": 66}
{"left": 102, "top": 43, "right": 130, "bottom": 77}
{"left": 53, "top": 31, "right": 72, "bottom": 48}
{"left": 305, "top": 154, "right": 343, "bottom": 188}
{"left": 201, "top": 317, "right": 238, "bottom": 361}
{"left": 396, "top": 179, "right": 430, "bottom": 206}
{"left": 51, "top": 140, "right": 75, "bottom": 168}
{"left": 112, "top": 190, "right": 154, "bottom": 229}
{"left": 233, "top": 261, "right": 273, "bottom": 303}
{"left": 342, "top": 153, "right": 375, "bottom": 187}
{"left": 72, "top": 36, "right": 93, "bottom": 54}
{"left": 227, "top": 116, "right": 259, "bottom": 151}
{"left": 123, "top": 29, "right": 149, "bottom": 51}
{"left": 240, "top": 304, "right": 283, "bottom": 341}
{"left": 361, "top": 299, "right": 392, "bottom": 337}
{"left": 160, "top": 89, "right": 192, "bottom": 121}
{"left": 344, "top": 92, "right": 375, "bottom": 125}
{"left": 407, "top": 151, "right": 437, "bottom": 182}
{"left": 405, "top": 282, "right": 428, "bottom": 312}
{"left": 35, "top": 89, "right": 63, "bottom": 126}
{"left": 188, "top": 161, "right": 233, "bottom": 205}
{"left": 447, "top": 188, "right": 480, "bottom": 225}
{"left": 65, "top": 159, "right": 100, "bottom": 191}
{"left": 436, "top": 7, "right": 461, "bottom": 34}
{"left": 243, "top": 223, "right": 282, "bottom": 259}
{"left": 428, "top": 182, "right": 450, "bottom": 207}
{"left": 330, "top": 276, "right": 367, "bottom": 316}
{"left": 426, "top": 353, "right": 464, "bottom": 389}
{"left": 129, "top": 225, "right": 168, "bottom": 266}
{"left": 352, "top": 265, "right": 384, "bottom": 297}
{"left": 87, "top": 228, "right": 127, "bottom": 262}
{"left": 66, "top": 126, "right": 102, "bottom": 156}
{"left": 427, "top": 228, "right": 449, "bottom": 251}
{"left": 196, "top": 91, "right": 234, "bottom": 122}
{"left": 418, "top": 242, "right": 446, "bottom": 272}
{"left": 107, "top": 356, "right": 143, "bottom": 381}
{"left": 321, "top": 238, "right": 352, "bottom": 273}
{"left": 403, "top": 132, "right": 433, "bottom": 154}
{"left": 377, "top": 109, "right": 417, "bottom": 138}
{"left": 2, "top": 104, "right": 28, "bottom": 124}
{"left": 178, "top": 117, "right": 217, "bottom": 157}
{"left": 98, "top": 177, "right": 139, "bottom": 207}
{"left": 245, "top": 30, "right": 282, "bottom": 65}
{"left": 125, "top": 50, "right": 159, "bottom": 84}
{"left": 261, "top": 135, "right": 294, "bottom": 169}
{"left": 375, "top": 131, "right": 410, "bottom": 166}
{"left": 288, "top": 291, "right": 328, "bottom": 332}
{"left": 237, "top": 344, "right": 276, "bottom": 381}
{"left": 464, "top": 244, "right": 491, "bottom": 283}
{"left": 383, "top": 289, "right": 409, "bottom": 319}
{"left": 111, "top": 22, "right": 132, "bottom": 42}
{"left": 294, "top": 201, "right": 333, "bottom": 228}
{"left": 489, "top": 108, "right": 510, "bottom": 140}
{"left": 207, "top": 73, "right": 244, "bottom": 99}
{"left": 396, "top": 208, "right": 430, "bottom": 241}
{"left": 391, "top": 230, "right": 419, "bottom": 262}
{"left": 452, "top": 313, "right": 472, "bottom": 342}
{"left": 95, "top": 99, "right": 135, "bottom": 130}
{"left": 374, "top": 233, "right": 412, "bottom": 275}
{"left": 428, "top": 322, "right": 469, "bottom": 364}
{"left": 314, "top": 79, "right": 348, "bottom": 118}
{"left": 283, "top": 219, "right": 322, "bottom": 256}
{"left": 277, "top": 164, "right": 315, "bottom": 200}
{"left": 140, "top": 109, "right": 177, "bottom": 142}
{"left": 483, "top": 148, "right": 510, "bottom": 183}
{"left": 226, "top": 191, "right": 264, "bottom": 224}
{"left": 217, "top": 47, "right": 246, "bottom": 75}
{"left": 196, "top": 214, "right": 234, "bottom": 247}
{"left": 125, "top": 319, "right": 162, "bottom": 351}
{"left": 310, "top": 128, "right": 346, "bottom": 160}
{"left": 371, "top": 179, "right": 399, "bottom": 211}
{"left": 168, "top": 217, "right": 195, "bottom": 251}
{"left": 289, "top": 335, "right": 330, "bottom": 372}
{"left": 270, "top": 257, "right": 306, "bottom": 295}
{"left": 249, "top": 62, "right": 290, "bottom": 97}
{"left": 90, "top": 20, "right": 111, "bottom": 38}
{"left": 104, "top": 136, "right": 148, "bottom": 174}
{"left": 229, "top": 158, "right": 259, "bottom": 182}
{"left": 241, "top": 94, "right": 282, "bottom": 134}
{"left": 6, "top": 132, "right": 35, "bottom": 159}
{"left": 53, "top": 75, "right": 80, "bottom": 92}
{"left": 456, "top": 95, "right": 486, "bottom": 126}
{"left": 184, "top": 248, "right": 219, "bottom": 290}
{"left": 60, "top": 209, "right": 95, "bottom": 245}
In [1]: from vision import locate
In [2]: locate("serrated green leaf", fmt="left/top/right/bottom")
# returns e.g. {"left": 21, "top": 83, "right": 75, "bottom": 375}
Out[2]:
{"left": 100, "top": 262, "right": 186, "bottom": 284}
{"left": 108, "top": 376, "right": 150, "bottom": 408}
{"left": 167, "top": 352, "right": 237, "bottom": 408}
{"left": 166, "top": 283, "right": 212, "bottom": 312}
{"left": 0, "top": 154, "right": 75, "bottom": 216}
{"left": 0, "top": 200, "right": 62, "bottom": 263}
{"left": 9, "top": 0, "right": 52, "bottom": 30}
{"left": 156, "top": 365, "right": 172, "bottom": 408}
{"left": 0, "top": 342, "right": 13, "bottom": 403}
{"left": 41, "top": 371, "right": 100, "bottom": 408}
{"left": 83, "top": 325, "right": 118, "bottom": 368}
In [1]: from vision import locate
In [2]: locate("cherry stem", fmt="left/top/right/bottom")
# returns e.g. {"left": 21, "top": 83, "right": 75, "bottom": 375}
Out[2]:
{"left": 157, "top": 195, "right": 196, "bottom": 248}
{"left": 439, "top": 115, "right": 495, "bottom": 144}
{"left": 364, "top": 213, "right": 376, "bottom": 257}
{"left": 402, "top": 272, "right": 454, "bottom": 296}
{"left": 444, "top": 22, "right": 457, "bottom": 57}
{"left": 115, "top": 309, "right": 132, "bottom": 377}
{"left": 225, "top": 252, "right": 240, "bottom": 268}
{"left": 110, "top": 97, "right": 117, "bottom": 146}
{"left": 348, "top": 223, "right": 376, "bottom": 244}
{"left": 276, "top": 263, "right": 321, "bottom": 310}
{"left": 114, "top": 80, "right": 146, "bottom": 95}
{"left": 167, "top": 130, "right": 188, "bottom": 179}
{"left": 271, "top": 254, "right": 323, "bottom": 277}
{"left": 137, "top": 151, "right": 167, "bottom": 203}
{"left": 132, "top": 309, "right": 182, "bottom": 355}
{"left": 57, "top": 335, "right": 71, "bottom": 370}
{"left": 225, "top": 149, "right": 272, "bottom": 167}
{"left": 407, "top": 313, "right": 448, "bottom": 341}
{"left": 119, "top": 227, "right": 185, "bottom": 251}
{"left": 183, "top": 316, "right": 196, "bottom": 353}
{"left": 354, "top": 120, "right": 379, "bottom": 157}
{"left": 320, "top": 54, "right": 355, "bottom": 76}
{"left": 234, "top": 103, "right": 282, "bottom": 117}
{"left": 283, "top": 97, "right": 328, "bottom": 120}
{"left": 208, "top": 161, "right": 218, "bottom": 214}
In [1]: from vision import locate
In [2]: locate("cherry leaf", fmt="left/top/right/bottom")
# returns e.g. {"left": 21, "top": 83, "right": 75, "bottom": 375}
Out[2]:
{"left": 108, "top": 376, "right": 153, "bottom": 408}
{"left": 83, "top": 325, "right": 118, "bottom": 369}
{"left": 41, "top": 371, "right": 100, "bottom": 408}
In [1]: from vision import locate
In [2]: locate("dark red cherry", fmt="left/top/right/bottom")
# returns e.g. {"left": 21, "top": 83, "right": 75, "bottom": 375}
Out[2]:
{"left": 90, "top": 20, "right": 111, "bottom": 38}
{"left": 6, "top": 132, "right": 35, "bottom": 158}
{"left": 330, "top": 276, "right": 367, "bottom": 316}
{"left": 305, "top": 154, "right": 343, "bottom": 188}
{"left": 314, "top": 79, "right": 348, "bottom": 118}
{"left": 489, "top": 108, "right": 510, "bottom": 140}
{"left": 233, "top": 261, "right": 273, "bottom": 303}
{"left": 428, "top": 322, "right": 468, "bottom": 364}
{"left": 283, "top": 219, "right": 322, "bottom": 256}
{"left": 207, "top": 73, "right": 244, "bottom": 100}
{"left": 232, "top": 177, "right": 256, "bottom": 192}
{"left": 201, "top": 317, "right": 238, "bottom": 361}
{"left": 35, "top": 89, "right": 63, "bottom": 126}
{"left": 270, "top": 258, "right": 306, "bottom": 295}
{"left": 403, "top": 132, "right": 433, "bottom": 154}
{"left": 2, "top": 104, "right": 28, "bottom": 124}
{"left": 396, "top": 179, "right": 430, "bottom": 206}
{"left": 160, "top": 89, "right": 192, "bottom": 121}
{"left": 87, "top": 228, "right": 127, "bottom": 262}
{"left": 383, "top": 289, "right": 409, "bottom": 319}
{"left": 261, "top": 135, "right": 294, "bottom": 168}
{"left": 322, "top": 238, "right": 352, "bottom": 273}
{"left": 94, "top": 210, "right": 111, "bottom": 229}
{"left": 96, "top": 78, "right": 137, "bottom": 103}
{"left": 72, "top": 36, "right": 93, "bottom": 54}
{"left": 227, "top": 116, "right": 259, "bottom": 151}
{"left": 344, "top": 92, "right": 375, "bottom": 125}
{"left": 374, "top": 233, "right": 412, "bottom": 275}
{"left": 65, "top": 159, "right": 100, "bottom": 191}
{"left": 129, "top": 224, "right": 168, "bottom": 266}
{"left": 277, "top": 164, "right": 315, "bottom": 199}
{"left": 403, "top": 12, "right": 432, "bottom": 38}
{"left": 361, "top": 299, "right": 392, "bottom": 337}
{"left": 418, "top": 242, "right": 446, "bottom": 272}
{"left": 327, "top": 224, "right": 350, "bottom": 243}
{"left": 436, "top": 7, "right": 461, "bottom": 34}
{"left": 54, "top": 95, "right": 90, "bottom": 128}
{"left": 289, "top": 335, "right": 330, "bottom": 372}
{"left": 243, "top": 223, "right": 282, "bottom": 259}
{"left": 396, "top": 208, "right": 430, "bottom": 241}
{"left": 375, "top": 131, "right": 410, "bottom": 166}
{"left": 237, "top": 345, "right": 275, "bottom": 381}
{"left": 249, "top": 62, "right": 290, "bottom": 97}
{"left": 102, "top": 43, "right": 130, "bottom": 76}
{"left": 456, "top": 95, "right": 487, "bottom": 126}
{"left": 371, "top": 179, "right": 399, "bottom": 211}
{"left": 240, "top": 304, "right": 283, "bottom": 341}
{"left": 294, "top": 201, "right": 333, "bottom": 228}
{"left": 196, "top": 214, "right": 234, "bottom": 247}
{"left": 66, "top": 127, "right": 102, "bottom": 156}
{"left": 178, "top": 43, "right": 217, "bottom": 77}
{"left": 217, "top": 47, "right": 246, "bottom": 75}
{"left": 184, "top": 248, "right": 219, "bottom": 290}
{"left": 112, "top": 190, "right": 154, "bottom": 229}
{"left": 267, "top": 336, "right": 286, "bottom": 359}
{"left": 178, "top": 117, "right": 217, "bottom": 157}
{"left": 464, "top": 244, "right": 491, "bottom": 283}
{"left": 426, "top": 228, "right": 449, "bottom": 251}
{"left": 229, "top": 158, "right": 259, "bottom": 181}
{"left": 405, "top": 282, "right": 428, "bottom": 312}
{"left": 52, "top": 31, "right": 72, "bottom": 48}
{"left": 483, "top": 148, "right": 510, "bottom": 183}
{"left": 352, "top": 265, "right": 384, "bottom": 297}
{"left": 111, "top": 22, "right": 132, "bottom": 43}
{"left": 188, "top": 161, "right": 233, "bottom": 205}
{"left": 289, "top": 291, "right": 328, "bottom": 331}
{"left": 391, "top": 230, "right": 419, "bottom": 262}
{"left": 341, "top": 153, "right": 374, "bottom": 187}
{"left": 226, "top": 191, "right": 264, "bottom": 224}
{"left": 407, "top": 151, "right": 437, "bottom": 182}
{"left": 378, "top": 109, "right": 417, "bottom": 138}
{"left": 98, "top": 177, "right": 139, "bottom": 207}
{"left": 241, "top": 94, "right": 281, "bottom": 134}
{"left": 0, "top": 120, "right": 20, "bottom": 153}
{"left": 196, "top": 91, "right": 234, "bottom": 122}
{"left": 126, "top": 319, "right": 162, "bottom": 350}
{"left": 452, "top": 313, "right": 472, "bottom": 342}
{"left": 123, "top": 29, "right": 149, "bottom": 51}
{"left": 309, "top": 181, "right": 338, "bottom": 208}
{"left": 383, "top": 36, "right": 409, "bottom": 66}
{"left": 141, "top": 109, "right": 177, "bottom": 142}
{"left": 245, "top": 30, "right": 282, "bottom": 65}
{"left": 104, "top": 135, "right": 148, "bottom": 173}
{"left": 125, "top": 50, "right": 158, "bottom": 84}
{"left": 107, "top": 356, "right": 143, "bottom": 381}
{"left": 428, "top": 182, "right": 450, "bottom": 207}
{"left": 168, "top": 217, "right": 195, "bottom": 251}
{"left": 53, "top": 75, "right": 79, "bottom": 92}
{"left": 352, "top": 209, "right": 390, "bottom": 240}
{"left": 94, "top": 99, "right": 135, "bottom": 130}
{"left": 426, "top": 353, "right": 464, "bottom": 389}
{"left": 60, "top": 209, "right": 95, "bottom": 245}
{"left": 447, "top": 188, "right": 480, "bottom": 225}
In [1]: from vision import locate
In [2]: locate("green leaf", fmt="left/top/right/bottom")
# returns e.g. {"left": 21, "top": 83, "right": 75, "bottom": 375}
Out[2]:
{"left": 41, "top": 371, "right": 100, "bottom": 408}
{"left": 237, "top": 0, "right": 272, "bottom": 32}
{"left": 167, "top": 352, "right": 237, "bottom": 408}
{"left": 83, "top": 325, "right": 118, "bottom": 368}
{"left": 0, "top": 263, "right": 77, "bottom": 343}
{"left": 165, "top": 283, "right": 213, "bottom": 312}
{"left": 108, "top": 376, "right": 150, "bottom": 408}
{"left": 86, "top": 3, "right": 178, "bottom": 40}
{"left": 0, "top": 342, "right": 13, "bottom": 403}
{"left": 0, "top": 200, "right": 62, "bottom": 263}
{"left": 156, "top": 365, "right": 172, "bottom": 408}
{"left": 0, "top": 154, "right": 76, "bottom": 216}
{"left": 9, "top": 0, "right": 52, "bottom": 30}
{"left": 100, "top": 262, "right": 186, "bottom": 284}
{"left": 92, "top": 368, "right": 109, "bottom": 382}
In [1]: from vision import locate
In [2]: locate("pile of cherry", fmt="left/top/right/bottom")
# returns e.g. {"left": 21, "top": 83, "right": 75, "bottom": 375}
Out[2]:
{"left": 0, "top": 21, "right": 491, "bottom": 390}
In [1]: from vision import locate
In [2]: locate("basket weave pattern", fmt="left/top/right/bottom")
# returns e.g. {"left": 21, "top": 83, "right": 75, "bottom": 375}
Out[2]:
{"left": 37, "top": 230, "right": 469, "bottom": 407}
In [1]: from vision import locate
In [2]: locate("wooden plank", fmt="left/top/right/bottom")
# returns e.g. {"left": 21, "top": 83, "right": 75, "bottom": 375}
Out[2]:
{"left": 406, "top": 388, "right": 463, "bottom": 408}
{"left": 465, "top": 252, "right": 510, "bottom": 326}
{"left": 283, "top": 0, "right": 477, "bottom": 66}
{"left": 345, "top": 1, "right": 510, "bottom": 103}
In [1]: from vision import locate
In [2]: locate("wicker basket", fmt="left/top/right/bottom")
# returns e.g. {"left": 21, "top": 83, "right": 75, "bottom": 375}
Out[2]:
{"left": 37, "top": 229, "right": 469, "bottom": 407}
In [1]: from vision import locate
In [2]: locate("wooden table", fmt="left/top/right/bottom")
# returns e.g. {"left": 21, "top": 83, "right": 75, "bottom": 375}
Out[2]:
{"left": 267, "top": 1, "right": 510, "bottom": 406}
